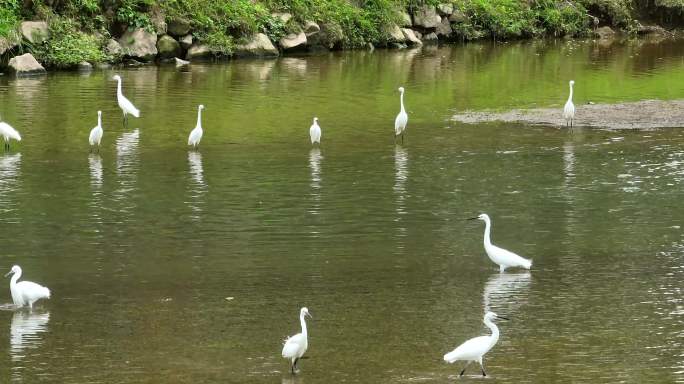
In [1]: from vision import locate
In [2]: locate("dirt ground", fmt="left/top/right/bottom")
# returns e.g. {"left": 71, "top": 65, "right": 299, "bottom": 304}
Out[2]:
{"left": 452, "top": 99, "right": 684, "bottom": 129}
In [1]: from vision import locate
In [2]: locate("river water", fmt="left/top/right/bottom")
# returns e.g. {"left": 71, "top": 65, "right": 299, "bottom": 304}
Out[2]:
{"left": 0, "top": 38, "right": 683, "bottom": 383}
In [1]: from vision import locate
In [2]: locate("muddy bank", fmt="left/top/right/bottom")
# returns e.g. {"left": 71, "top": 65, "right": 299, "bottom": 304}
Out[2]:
{"left": 452, "top": 99, "right": 684, "bottom": 129}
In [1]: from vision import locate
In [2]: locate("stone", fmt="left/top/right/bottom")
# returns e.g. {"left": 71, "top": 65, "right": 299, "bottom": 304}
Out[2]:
{"left": 235, "top": 33, "right": 279, "bottom": 57}
{"left": 185, "top": 44, "right": 212, "bottom": 60}
{"left": 413, "top": 30, "right": 422, "bottom": 39}
{"left": 150, "top": 7, "right": 167, "bottom": 35}
{"left": 413, "top": 5, "right": 441, "bottom": 29}
{"left": 303, "top": 21, "right": 320, "bottom": 37}
{"left": 390, "top": 42, "right": 407, "bottom": 49}
{"left": 168, "top": 18, "right": 191, "bottom": 36}
{"left": 398, "top": 11, "right": 412, "bottom": 27}
{"left": 96, "top": 63, "right": 112, "bottom": 70}
{"left": 179, "top": 34, "right": 193, "bottom": 49}
{"left": 157, "top": 35, "right": 181, "bottom": 59}
{"left": 308, "top": 22, "right": 343, "bottom": 50}
{"left": 436, "top": 17, "right": 452, "bottom": 37}
{"left": 387, "top": 24, "right": 406, "bottom": 43}
{"left": 423, "top": 32, "right": 438, "bottom": 43}
{"left": 637, "top": 23, "right": 667, "bottom": 35}
{"left": 20, "top": 21, "right": 49, "bottom": 44}
{"left": 449, "top": 10, "right": 467, "bottom": 23}
{"left": 105, "top": 39, "right": 122, "bottom": 57}
{"left": 272, "top": 12, "right": 292, "bottom": 24}
{"left": 595, "top": 26, "right": 615, "bottom": 39}
{"left": 77, "top": 61, "right": 93, "bottom": 71}
{"left": 401, "top": 28, "right": 422, "bottom": 46}
{"left": 437, "top": 3, "right": 454, "bottom": 16}
{"left": 175, "top": 57, "right": 190, "bottom": 66}
{"left": 119, "top": 28, "right": 158, "bottom": 61}
{"left": 279, "top": 31, "right": 307, "bottom": 51}
{"left": 0, "top": 34, "right": 20, "bottom": 56}
{"left": 8, "top": 53, "right": 46, "bottom": 76}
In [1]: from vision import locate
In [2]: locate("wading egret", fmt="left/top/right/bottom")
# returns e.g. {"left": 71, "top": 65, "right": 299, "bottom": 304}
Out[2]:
{"left": 563, "top": 80, "right": 575, "bottom": 127}
{"left": 188, "top": 105, "right": 204, "bottom": 148}
{"left": 468, "top": 213, "right": 532, "bottom": 273}
{"left": 5, "top": 265, "right": 50, "bottom": 309}
{"left": 282, "top": 307, "right": 312, "bottom": 374}
{"left": 444, "top": 312, "right": 508, "bottom": 377}
{"left": 112, "top": 74, "right": 140, "bottom": 126}
{"left": 0, "top": 114, "right": 21, "bottom": 151}
{"left": 89, "top": 110, "right": 103, "bottom": 151}
{"left": 395, "top": 87, "right": 407, "bottom": 143}
{"left": 309, "top": 117, "right": 321, "bottom": 145}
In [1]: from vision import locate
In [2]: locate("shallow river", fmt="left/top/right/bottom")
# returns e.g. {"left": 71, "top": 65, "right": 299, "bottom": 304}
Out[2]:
{"left": 0, "top": 38, "right": 683, "bottom": 383}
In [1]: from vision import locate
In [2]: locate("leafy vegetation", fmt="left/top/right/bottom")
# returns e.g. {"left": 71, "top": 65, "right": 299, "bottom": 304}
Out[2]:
{"left": 33, "top": 17, "right": 105, "bottom": 68}
{"left": 0, "top": 0, "right": 21, "bottom": 38}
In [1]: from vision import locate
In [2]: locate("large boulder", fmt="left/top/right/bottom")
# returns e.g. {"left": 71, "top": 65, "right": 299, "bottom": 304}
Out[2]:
{"left": 168, "top": 18, "right": 191, "bottom": 36}
{"left": 179, "top": 34, "right": 193, "bottom": 49}
{"left": 105, "top": 39, "right": 122, "bottom": 57}
{"left": 234, "top": 33, "right": 279, "bottom": 57}
{"left": 387, "top": 24, "right": 406, "bottom": 43}
{"left": 413, "top": 6, "right": 441, "bottom": 29}
{"left": 0, "top": 34, "right": 20, "bottom": 56}
{"left": 308, "top": 22, "right": 343, "bottom": 50}
{"left": 185, "top": 44, "right": 212, "bottom": 60}
{"left": 401, "top": 28, "right": 423, "bottom": 46}
{"left": 157, "top": 35, "right": 181, "bottom": 59}
{"left": 20, "top": 21, "right": 49, "bottom": 44}
{"left": 8, "top": 53, "right": 46, "bottom": 76}
{"left": 437, "top": 3, "right": 454, "bottom": 16}
{"left": 272, "top": 13, "right": 292, "bottom": 24}
{"left": 279, "top": 31, "right": 307, "bottom": 51}
{"left": 449, "top": 10, "right": 468, "bottom": 23}
{"left": 436, "top": 17, "right": 452, "bottom": 37}
{"left": 119, "top": 28, "right": 158, "bottom": 61}
{"left": 150, "top": 7, "right": 167, "bottom": 34}
{"left": 303, "top": 21, "right": 320, "bottom": 37}
{"left": 422, "top": 32, "right": 438, "bottom": 44}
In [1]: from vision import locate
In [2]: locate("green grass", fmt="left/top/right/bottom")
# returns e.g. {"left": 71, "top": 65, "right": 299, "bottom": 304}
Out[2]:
{"left": 0, "top": 0, "right": 21, "bottom": 38}
{"left": 34, "top": 17, "right": 105, "bottom": 68}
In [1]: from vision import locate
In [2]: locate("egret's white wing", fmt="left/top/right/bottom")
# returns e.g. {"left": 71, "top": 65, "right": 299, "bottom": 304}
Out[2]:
{"left": 89, "top": 126, "right": 102, "bottom": 146}
{"left": 0, "top": 122, "right": 21, "bottom": 141}
{"left": 394, "top": 112, "right": 407, "bottom": 135}
{"left": 488, "top": 244, "right": 532, "bottom": 269}
{"left": 119, "top": 95, "right": 140, "bottom": 118}
{"left": 282, "top": 332, "right": 305, "bottom": 358}
{"left": 16, "top": 281, "right": 50, "bottom": 302}
{"left": 309, "top": 125, "right": 321, "bottom": 144}
{"left": 444, "top": 335, "right": 491, "bottom": 363}
{"left": 188, "top": 127, "right": 202, "bottom": 146}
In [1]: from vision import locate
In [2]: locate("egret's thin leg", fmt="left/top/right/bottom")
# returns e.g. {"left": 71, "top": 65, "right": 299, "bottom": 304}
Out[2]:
{"left": 480, "top": 361, "right": 487, "bottom": 377}
{"left": 401, "top": 132, "right": 404, "bottom": 144}
{"left": 459, "top": 361, "right": 471, "bottom": 376}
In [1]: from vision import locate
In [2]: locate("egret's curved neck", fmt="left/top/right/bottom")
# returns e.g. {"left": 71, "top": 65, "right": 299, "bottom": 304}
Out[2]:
{"left": 567, "top": 83, "right": 574, "bottom": 103}
{"left": 98, "top": 114, "right": 102, "bottom": 128}
{"left": 400, "top": 91, "right": 405, "bottom": 113}
{"left": 483, "top": 218, "right": 492, "bottom": 247}
{"left": 196, "top": 108, "right": 203, "bottom": 128}
{"left": 484, "top": 318, "right": 499, "bottom": 346}
{"left": 300, "top": 313, "right": 308, "bottom": 337}
{"left": 116, "top": 79, "right": 123, "bottom": 97}
{"left": 10, "top": 270, "right": 21, "bottom": 286}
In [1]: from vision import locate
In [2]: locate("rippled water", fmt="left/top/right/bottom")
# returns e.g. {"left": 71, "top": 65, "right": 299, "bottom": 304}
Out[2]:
{"left": 0, "top": 38, "right": 683, "bottom": 383}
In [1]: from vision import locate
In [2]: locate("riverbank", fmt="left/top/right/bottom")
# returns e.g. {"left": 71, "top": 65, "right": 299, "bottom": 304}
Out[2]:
{"left": 452, "top": 99, "right": 684, "bottom": 129}
{"left": 1, "top": 0, "right": 683, "bottom": 74}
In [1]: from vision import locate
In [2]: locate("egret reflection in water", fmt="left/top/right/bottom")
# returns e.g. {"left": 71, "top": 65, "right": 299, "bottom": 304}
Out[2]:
{"left": 10, "top": 310, "right": 50, "bottom": 361}
{"left": 483, "top": 272, "right": 531, "bottom": 314}
{"left": 187, "top": 151, "right": 207, "bottom": 220}
{"left": 0, "top": 153, "right": 22, "bottom": 221}
{"left": 88, "top": 153, "right": 103, "bottom": 188}
{"left": 394, "top": 145, "right": 408, "bottom": 241}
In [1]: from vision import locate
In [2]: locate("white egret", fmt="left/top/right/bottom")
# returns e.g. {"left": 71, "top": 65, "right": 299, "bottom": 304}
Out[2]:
{"left": 0, "top": 114, "right": 21, "bottom": 151}
{"left": 468, "top": 213, "right": 532, "bottom": 273}
{"left": 443, "top": 311, "right": 508, "bottom": 377}
{"left": 395, "top": 87, "right": 408, "bottom": 143}
{"left": 89, "top": 110, "right": 103, "bottom": 151}
{"left": 309, "top": 117, "right": 321, "bottom": 145}
{"left": 563, "top": 80, "right": 575, "bottom": 127}
{"left": 188, "top": 104, "right": 204, "bottom": 148}
{"left": 5, "top": 265, "right": 50, "bottom": 309}
{"left": 112, "top": 74, "right": 140, "bottom": 126}
{"left": 282, "top": 307, "right": 312, "bottom": 374}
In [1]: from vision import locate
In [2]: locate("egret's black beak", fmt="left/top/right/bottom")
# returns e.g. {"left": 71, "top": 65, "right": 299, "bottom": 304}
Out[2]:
{"left": 467, "top": 217, "right": 478, "bottom": 221}
{"left": 4, "top": 271, "right": 12, "bottom": 277}
{"left": 497, "top": 316, "right": 510, "bottom": 320}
